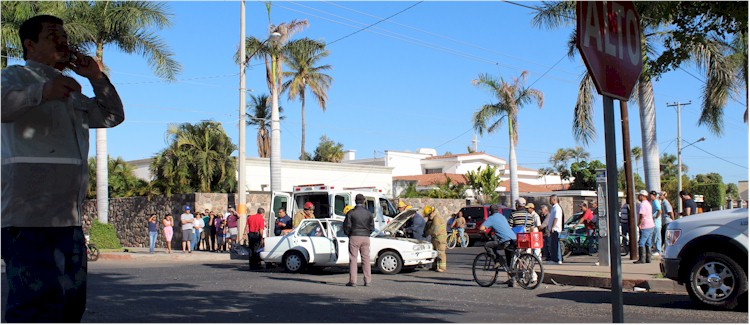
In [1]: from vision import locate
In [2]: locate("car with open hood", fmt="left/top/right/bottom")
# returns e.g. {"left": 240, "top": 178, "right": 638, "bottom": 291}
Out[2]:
{"left": 260, "top": 208, "right": 437, "bottom": 274}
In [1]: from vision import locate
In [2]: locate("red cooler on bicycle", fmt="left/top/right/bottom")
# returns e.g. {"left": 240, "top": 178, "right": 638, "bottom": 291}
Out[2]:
{"left": 516, "top": 232, "right": 544, "bottom": 249}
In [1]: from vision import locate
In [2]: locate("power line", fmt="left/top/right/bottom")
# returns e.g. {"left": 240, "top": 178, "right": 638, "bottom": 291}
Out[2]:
{"left": 327, "top": 1, "right": 423, "bottom": 46}
{"left": 435, "top": 128, "right": 473, "bottom": 149}
{"left": 691, "top": 145, "right": 748, "bottom": 169}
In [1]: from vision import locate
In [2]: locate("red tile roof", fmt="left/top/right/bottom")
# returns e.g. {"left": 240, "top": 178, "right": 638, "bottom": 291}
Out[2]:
{"left": 393, "top": 173, "right": 468, "bottom": 186}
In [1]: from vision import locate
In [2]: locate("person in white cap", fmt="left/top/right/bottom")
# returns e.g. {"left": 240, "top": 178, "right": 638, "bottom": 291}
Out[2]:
{"left": 635, "top": 190, "right": 655, "bottom": 264}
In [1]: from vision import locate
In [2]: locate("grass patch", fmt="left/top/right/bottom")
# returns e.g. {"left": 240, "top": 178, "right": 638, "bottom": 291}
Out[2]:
{"left": 655, "top": 273, "right": 665, "bottom": 279}
{"left": 89, "top": 220, "right": 122, "bottom": 250}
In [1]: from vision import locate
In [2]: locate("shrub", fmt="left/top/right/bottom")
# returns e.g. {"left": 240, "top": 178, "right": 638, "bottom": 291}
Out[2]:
{"left": 89, "top": 220, "right": 122, "bottom": 249}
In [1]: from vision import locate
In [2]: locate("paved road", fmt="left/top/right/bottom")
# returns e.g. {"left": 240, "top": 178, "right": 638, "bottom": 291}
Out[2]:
{"left": 2, "top": 248, "right": 747, "bottom": 323}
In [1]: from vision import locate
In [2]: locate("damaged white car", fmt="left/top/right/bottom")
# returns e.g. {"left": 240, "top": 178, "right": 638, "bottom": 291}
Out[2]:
{"left": 260, "top": 208, "right": 437, "bottom": 274}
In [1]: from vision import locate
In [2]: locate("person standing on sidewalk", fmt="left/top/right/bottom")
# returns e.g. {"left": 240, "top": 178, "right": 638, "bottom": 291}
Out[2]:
{"left": 679, "top": 190, "right": 698, "bottom": 216}
{"left": 1, "top": 15, "right": 125, "bottom": 322}
{"left": 207, "top": 212, "right": 218, "bottom": 252}
{"left": 450, "top": 210, "right": 467, "bottom": 247}
{"left": 226, "top": 208, "right": 239, "bottom": 249}
{"left": 163, "top": 214, "right": 174, "bottom": 253}
{"left": 649, "top": 191, "right": 663, "bottom": 257}
{"left": 245, "top": 207, "right": 265, "bottom": 270}
{"left": 193, "top": 213, "right": 205, "bottom": 251}
{"left": 423, "top": 205, "right": 447, "bottom": 272}
{"left": 344, "top": 194, "right": 375, "bottom": 286}
{"left": 180, "top": 206, "right": 194, "bottom": 253}
{"left": 538, "top": 205, "right": 551, "bottom": 260}
{"left": 546, "top": 195, "right": 563, "bottom": 264}
{"left": 635, "top": 190, "right": 655, "bottom": 264}
{"left": 660, "top": 191, "right": 674, "bottom": 251}
{"left": 147, "top": 214, "right": 158, "bottom": 254}
{"left": 620, "top": 203, "right": 631, "bottom": 249}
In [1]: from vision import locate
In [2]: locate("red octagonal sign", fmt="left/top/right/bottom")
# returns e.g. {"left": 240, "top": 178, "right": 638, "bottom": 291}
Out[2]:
{"left": 576, "top": 1, "right": 642, "bottom": 101}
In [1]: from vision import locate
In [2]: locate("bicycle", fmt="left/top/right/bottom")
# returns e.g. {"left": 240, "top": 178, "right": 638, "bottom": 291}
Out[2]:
{"left": 447, "top": 228, "right": 469, "bottom": 249}
{"left": 85, "top": 234, "right": 100, "bottom": 261}
{"left": 472, "top": 237, "right": 544, "bottom": 289}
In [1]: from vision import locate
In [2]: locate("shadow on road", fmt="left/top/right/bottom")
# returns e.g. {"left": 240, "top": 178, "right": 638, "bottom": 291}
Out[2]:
{"left": 538, "top": 289, "right": 747, "bottom": 313}
{"left": 82, "top": 271, "right": 459, "bottom": 322}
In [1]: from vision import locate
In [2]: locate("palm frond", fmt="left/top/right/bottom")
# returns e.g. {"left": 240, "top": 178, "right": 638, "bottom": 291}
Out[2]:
{"left": 573, "top": 72, "right": 597, "bottom": 145}
{"left": 530, "top": 1, "right": 576, "bottom": 30}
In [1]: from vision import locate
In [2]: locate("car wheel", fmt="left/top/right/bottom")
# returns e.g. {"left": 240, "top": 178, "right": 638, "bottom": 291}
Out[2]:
{"left": 377, "top": 251, "right": 403, "bottom": 275}
{"left": 283, "top": 251, "right": 306, "bottom": 273}
{"left": 686, "top": 252, "right": 748, "bottom": 310}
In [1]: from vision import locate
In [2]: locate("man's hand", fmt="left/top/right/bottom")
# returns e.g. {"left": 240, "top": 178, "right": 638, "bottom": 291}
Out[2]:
{"left": 42, "top": 75, "right": 82, "bottom": 101}
{"left": 68, "top": 53, "right": 104, "bottom": 81}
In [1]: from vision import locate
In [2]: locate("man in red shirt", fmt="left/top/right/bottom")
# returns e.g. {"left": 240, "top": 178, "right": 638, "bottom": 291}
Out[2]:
{"left": 575, "top": 201, "right": 596, "bottom": 255}
{"left": 245, "top": 207, "right": 266, "bottom": 270}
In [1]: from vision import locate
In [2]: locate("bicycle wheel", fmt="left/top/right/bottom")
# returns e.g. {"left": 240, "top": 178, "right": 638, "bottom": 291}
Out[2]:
{"left": 514, "top": 253, "right": 544, "bottom": 290}
{"left": 88, "top": 244, "right": 100, "bottom": 261}
{"left": 562, "top": 241, "right": 573, "bottom": 258}
{"left": 472, "top": 253, "right": 499, "bottom": 287}
{"left": 447, "top": 234, "right": 457, "bottom": 249}
{"left": 461, "top": 233, "right": 470, "bottom": 248}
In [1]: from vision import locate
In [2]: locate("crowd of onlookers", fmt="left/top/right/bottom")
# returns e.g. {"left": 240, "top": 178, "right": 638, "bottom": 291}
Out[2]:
{"left": 146, "top": 205, "right": 245, "bottom": 254}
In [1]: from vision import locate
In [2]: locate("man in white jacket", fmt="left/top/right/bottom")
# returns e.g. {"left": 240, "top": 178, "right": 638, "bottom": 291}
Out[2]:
{"left": 1, "top": 15, "right": 124, "bottom": 322}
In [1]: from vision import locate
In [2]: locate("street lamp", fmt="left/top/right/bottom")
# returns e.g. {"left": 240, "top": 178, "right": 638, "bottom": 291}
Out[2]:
{"left": 677, "top": 137, "right": 705, "bottom": 214}
{"left": 239, "top": 0, "right": 280, "bottom": 235}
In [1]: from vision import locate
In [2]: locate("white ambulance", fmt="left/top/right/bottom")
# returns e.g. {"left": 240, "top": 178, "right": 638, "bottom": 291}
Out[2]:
{"left": 270, "top": 184, "right": 398, "bottom": 236}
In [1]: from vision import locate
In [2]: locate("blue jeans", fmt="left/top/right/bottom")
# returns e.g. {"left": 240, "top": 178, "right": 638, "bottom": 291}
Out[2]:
{"left": 1, "top": 227, "right": 87, "bottom": 322}
{"left": 457, "top": 228, "right": 466, "bottom": 247}
{"left": 550, "top": 231, "right": 562, "bottom": 263}
{"left": 638, "top": 227, "right": 654, "bottom": 249}
{"left": 652, "top": 218, "right": 662, "bottom": 253}
{"left": 149, "top": 231, "right": 158, "bottom": 253}
{"left": 192, "top": 229, "right": 201, "bottom": 250}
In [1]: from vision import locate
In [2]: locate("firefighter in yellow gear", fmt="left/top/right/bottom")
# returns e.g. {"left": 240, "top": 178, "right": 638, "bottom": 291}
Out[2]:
{"left": 422, "top": 205, "right": 447, "bottom": 272}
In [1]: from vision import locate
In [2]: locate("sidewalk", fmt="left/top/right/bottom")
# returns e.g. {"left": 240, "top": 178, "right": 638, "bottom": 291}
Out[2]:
{"left": 541, "top": 254, "right": 686, "bottom": 294}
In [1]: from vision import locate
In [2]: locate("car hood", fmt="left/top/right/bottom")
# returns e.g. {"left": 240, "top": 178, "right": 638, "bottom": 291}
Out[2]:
{"left": 372, "top": 208, "right": 417, "bottom": 237}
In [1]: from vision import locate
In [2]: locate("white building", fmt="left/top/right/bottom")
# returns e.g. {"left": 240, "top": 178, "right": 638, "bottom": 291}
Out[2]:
{"left": 128, "top": 157, "right": 395, "bottom": 196}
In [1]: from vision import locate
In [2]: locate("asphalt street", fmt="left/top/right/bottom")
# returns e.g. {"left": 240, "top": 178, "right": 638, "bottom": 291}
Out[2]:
{"left": 2, "top": 247, "right": 748, "bottom": 323}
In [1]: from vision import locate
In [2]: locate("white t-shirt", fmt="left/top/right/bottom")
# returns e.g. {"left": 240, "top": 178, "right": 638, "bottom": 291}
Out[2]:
{"left": 181, "top": 213, "right": 194, "bottom": 230}
{"left": 194, "top": 218, "right": 205, "bottom": 232}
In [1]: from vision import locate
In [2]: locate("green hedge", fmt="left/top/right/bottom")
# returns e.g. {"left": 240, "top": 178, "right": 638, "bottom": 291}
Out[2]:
{"left": 693, "top": 183, "right": 726, "bottom": 211}
{"left": 89, "top": 220, "right": 122, "bottom": 249}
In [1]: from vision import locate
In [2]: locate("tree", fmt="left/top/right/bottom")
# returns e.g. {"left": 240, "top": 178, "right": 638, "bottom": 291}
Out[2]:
{"left": 312, "top": 135, "right": 344, "bottom": 163}
{"left": 659, "top": 153, "right": 688, "bottom": 180}
{"left": 281, "top": 38, "right": 333, "bottom": 160}
{"left": 427, "top": 177, "right": 466, "bottom": 199}
{"left": 618, "top": 166, "right": 645, "bottom": 192}
{"left": 691, "top": 173, "right": 726, "bottom": 211}
{"left": 631, "top": 147, "right": 643, "bottom": 177}
{"left": 87, "top": 156, "right": 148, "bottom": 199}
{"left": 466, "top": 165, "right": 501, "bottom": 204}
{"left": 247, "top": 94, "right": 284, "bottom": 158}
{"left": 64, "top": 1, "right": 181, "bottom": 223}
{"left": 569, "top": 160, "right": 605, "bottom": 190}
{"left": 568, "top": 146, "right": 590, "bottom": 163}
{"left": 399, "top": 183, "right": 426, "bottom": 198}
{"left": 549, "top": 148, "right": 573, "bottom": 188}
{"left": 726, "top": 183, "right": 740, "bottom": 201}
{"left": 150, "top": 121, "right": 237, "bottom": 195}
{"left": 537, "top": 167, "right": 556, "bottom": 187}
{"left": 472, "top": 71, "right": 543, "bottom": 204}
{"left": 1, "top": 1, "right": 66, "bottom": 67}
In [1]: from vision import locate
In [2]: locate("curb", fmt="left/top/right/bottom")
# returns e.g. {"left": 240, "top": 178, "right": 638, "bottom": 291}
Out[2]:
{"left": 542, "top": 271, "right": 685, "bottom": 294}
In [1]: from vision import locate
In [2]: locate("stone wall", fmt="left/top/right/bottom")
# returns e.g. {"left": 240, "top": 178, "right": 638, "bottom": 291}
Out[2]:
{"left": 83, "top": 193, "right": 271, "bottom": 248}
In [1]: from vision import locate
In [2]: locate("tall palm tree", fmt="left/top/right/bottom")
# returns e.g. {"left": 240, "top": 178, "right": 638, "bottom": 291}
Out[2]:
{"left": 631, "top": 146, "right": 643, "bottom": 178}
{"left": 532, "top": 1, "right": 744, "bottom": 194}
{"left": 64, "top": 1, "right": 181, "bottom": 223}
{"left": 660, "top": 153, "right": 688, "bottom": 179}
{"left": 247, "top": 94, "right": 284, "bottom": 158}
{"left": 472, "top": 71, "right": 544, "bottom": 204}
{"left": 282, "top": 38, "right": 333, "bottom": 160}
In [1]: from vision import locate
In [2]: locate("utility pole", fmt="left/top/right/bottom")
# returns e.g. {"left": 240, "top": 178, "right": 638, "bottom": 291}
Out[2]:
{"left": 620, "top": 102, "right": 638, "bottom": 259}
{"left": 238, "top": 0, "right": 248, "bottom": 235}
{"left": 667, "top": 101, "right": 691, "bottom": 215}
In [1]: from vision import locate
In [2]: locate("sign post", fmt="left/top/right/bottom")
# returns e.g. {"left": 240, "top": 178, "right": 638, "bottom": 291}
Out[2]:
{"left": 577, "top": 1, "right": 642, "bottom": 323}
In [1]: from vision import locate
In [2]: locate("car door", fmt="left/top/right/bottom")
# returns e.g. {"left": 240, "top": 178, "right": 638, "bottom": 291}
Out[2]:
{"left": 297, "top": 220, "right": 335, "bottom": 265}
{"left": 366, "top": 196, "right": 386, "bottom": 230}
{"left": 270, "top": 192, "right": 291, "bottom": 237}
{"left": 332, "top": 192, "right": 351, "bottom": 218}
{"left": 330, "top": 220, "right": 352, "bottom": 265}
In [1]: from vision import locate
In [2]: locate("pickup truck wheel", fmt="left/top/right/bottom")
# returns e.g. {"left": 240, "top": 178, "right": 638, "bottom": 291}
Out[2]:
{"left": 686, "top": 252, "right": 748, "bottom": 310}
{"left": 283, "top": 251, "right": 306, "bottom": 273}
{"left": 377, "top": 251, "right": 403, "bottom": 275}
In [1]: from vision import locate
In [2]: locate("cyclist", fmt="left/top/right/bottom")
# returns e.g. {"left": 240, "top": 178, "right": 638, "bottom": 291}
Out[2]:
{"left": 479, "top": 204, "right": 517, "bottom": 287}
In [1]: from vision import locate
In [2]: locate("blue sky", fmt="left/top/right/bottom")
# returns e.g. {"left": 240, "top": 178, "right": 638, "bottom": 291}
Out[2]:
{"left": 14, "top": 1, "right": 747, "bottom": 185}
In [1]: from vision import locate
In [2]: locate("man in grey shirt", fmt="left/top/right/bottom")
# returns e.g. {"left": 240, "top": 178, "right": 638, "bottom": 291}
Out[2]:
{"left": 344, "top": 194, "right": 375, "bottom": 287}
{"left": 181, "top": 206, "right": 194, "bottom": 253}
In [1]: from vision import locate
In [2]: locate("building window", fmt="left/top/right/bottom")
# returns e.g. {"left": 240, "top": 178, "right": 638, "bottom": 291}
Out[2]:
{"left": 425, "top": 168, "right": 442, "bottom": 174}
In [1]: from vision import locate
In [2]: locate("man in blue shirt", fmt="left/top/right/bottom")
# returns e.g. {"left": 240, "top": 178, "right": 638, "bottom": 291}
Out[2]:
{"left": 479, "top": 204, "right": 517, "bottom": 286}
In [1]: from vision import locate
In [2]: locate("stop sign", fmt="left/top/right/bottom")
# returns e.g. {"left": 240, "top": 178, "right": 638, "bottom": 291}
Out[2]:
{"left": 576, "top": 1, "right": 642, "bottom": 101}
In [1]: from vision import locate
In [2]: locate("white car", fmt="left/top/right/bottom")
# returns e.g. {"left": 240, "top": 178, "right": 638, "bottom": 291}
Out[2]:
{"left": 260, "top": 208, "right": 437, "bottom": 274}
{"left": 661, "top": 208, "right": 748, "bottom": 310}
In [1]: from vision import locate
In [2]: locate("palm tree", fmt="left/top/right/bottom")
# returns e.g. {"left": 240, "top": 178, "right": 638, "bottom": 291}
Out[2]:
{"left": 631, "top": 146, "right": 643, "bottom": 178}
{"left": 173, "top": 121, "right": 237, "bottom": 193}
{"left": 568, "top": 146, "right": 590, "bottom": 163}
{"left": 282, "top": 38, "right": 333, "bottom": 160}
{"left": 63, "top": 1, "right": 181, "bottom": 223}
{"left": 311, "top": 135, "right": 344, "bottom": 163}
{"left": 537, "top": 167, "right": 556, "bottom": 187}
{"left": 247, "top": 94, "right": 284, "bottom": 158}
{"left": 532, "top": 1, "right": 744, "bottom": 194}
{"left": 472, "top": 71, "right": 544, "bottom": 204}
{"left": 660, "top": 153, "right": 688, "bottom": 180}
